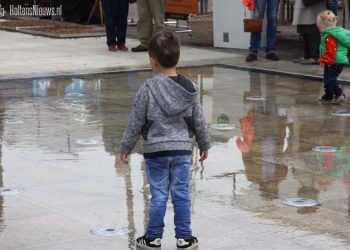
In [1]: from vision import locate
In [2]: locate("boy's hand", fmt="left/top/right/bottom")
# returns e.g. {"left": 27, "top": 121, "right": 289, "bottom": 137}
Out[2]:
{"left": 320, "top": 62, "right": 325, "bottom": 68}
{"left": 199, "top": 150, "right": 208, "bottom": 162}
{"left": 120, "top": 154, "right": 129, "bottom": 164}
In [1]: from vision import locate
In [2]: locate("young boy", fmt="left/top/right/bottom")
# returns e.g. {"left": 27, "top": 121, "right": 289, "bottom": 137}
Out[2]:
{"left": 317, "top": 10, "right": 350, "bottom": 104}
{"left": 120, "top": 30, "right": 210, "bottom": 250}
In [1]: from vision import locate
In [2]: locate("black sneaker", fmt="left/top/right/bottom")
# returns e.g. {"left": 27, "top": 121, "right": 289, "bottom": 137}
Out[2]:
{"left": 318, "top": 95, "right": 333, "bottom": 103}
{"left": 136, "top": 235, "right": 161, "bottom": 250}
{"left": 176, "top": 236, "right": 198, "bottom": 250}
{"left": 131, "top": 44, "right": 148, "bottom": 52}
{"left": 332, "top": 94, "right": 346, "bottom": 104}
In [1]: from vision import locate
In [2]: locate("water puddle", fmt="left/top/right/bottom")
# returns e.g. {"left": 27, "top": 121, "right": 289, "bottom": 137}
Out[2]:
{"left": 0, "top": 186, "right": 23, "bottom": 196}
{"left": 1, "top": 66, "right": 350, "bottom": 246}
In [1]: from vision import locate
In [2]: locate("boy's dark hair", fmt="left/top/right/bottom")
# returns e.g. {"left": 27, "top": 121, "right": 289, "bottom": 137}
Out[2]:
{"left": 148, "top": 30, "right": 180, "bottom": 68}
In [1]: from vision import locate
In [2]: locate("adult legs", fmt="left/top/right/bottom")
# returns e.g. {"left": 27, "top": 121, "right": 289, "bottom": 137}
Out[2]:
{"left": 249, "top": 0, "right": 267, "bottom": 55}
{"left": 301, "top": 33, "right": 311, "bottom": 59}
{"left": 307, "top": 24, "right": 320, "bottom": 60}
{"left": 116, "top": 0, "right": 129, "bottom": 46}
{"left": 149, "top": 0, "right": 165, "bottom": 34}
{"left": 137, "top": 0, "right": 153, "bottom": 47}
{"left": 102, "top": 0, "right": 117, "bottom": 46}
{"left": 265, "top": 0, "right": 280, "bottom": 54}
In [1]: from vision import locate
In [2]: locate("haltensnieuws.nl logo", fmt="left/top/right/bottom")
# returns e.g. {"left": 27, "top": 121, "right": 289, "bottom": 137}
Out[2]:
{"left": 0, "top": 5, "right": 5, "bottom": 17}
{"left": 8, "top": 5, "right": 62, "bottom": 17}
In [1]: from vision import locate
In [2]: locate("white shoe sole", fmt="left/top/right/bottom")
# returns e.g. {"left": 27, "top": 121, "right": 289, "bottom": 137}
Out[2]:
{"left": 177, "top": 244, "right": 199, "bottom": 250}
{"left": 136, "top": 242, "right": 160, "bottom": 250}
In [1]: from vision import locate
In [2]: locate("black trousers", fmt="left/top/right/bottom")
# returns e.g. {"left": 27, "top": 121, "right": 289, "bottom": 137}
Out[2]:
{"left": 102, "top": 0, "right": 129, "bottom": 46}
{"left": 298, "top": 24, "right": 320, "bottom": 60}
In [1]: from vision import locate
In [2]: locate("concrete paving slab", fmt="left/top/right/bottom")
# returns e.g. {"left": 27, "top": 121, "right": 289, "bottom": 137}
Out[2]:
{"left": 0, "top": 210, "right": 91, "bottom": 249}
{"left": 1, "top": 27, "right": 349, "bottom": 82}
{"left": 0, "top": 30, "right": 236, "bottom": 80}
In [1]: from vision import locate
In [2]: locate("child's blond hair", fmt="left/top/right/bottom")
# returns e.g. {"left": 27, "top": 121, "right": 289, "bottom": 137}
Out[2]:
{"left": 317, "top": 10, "right": 337, "bottom": 28}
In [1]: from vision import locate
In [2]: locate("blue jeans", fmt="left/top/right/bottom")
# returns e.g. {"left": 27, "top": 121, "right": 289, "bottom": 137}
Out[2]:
{"left": 323, "top": 65, "right": 344, "bottom": 98}
{"left": 145, "top": 155, "right": 192, "bottom": 239}
{"left": 249, "top": 0, "right": 280, "bottom": 55}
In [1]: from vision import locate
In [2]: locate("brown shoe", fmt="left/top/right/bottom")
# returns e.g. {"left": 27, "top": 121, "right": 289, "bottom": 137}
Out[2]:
{"left": 266, "top": 53, "right": 280, "bottom": 61}
{"left": 118, "top": 44, "right": 129, "bottom": 51}
{"left": 108, "top": 45, "right": 118, "bottom": 52}
{"left": 246, "top": 54, "right": 257, "bottom": 62}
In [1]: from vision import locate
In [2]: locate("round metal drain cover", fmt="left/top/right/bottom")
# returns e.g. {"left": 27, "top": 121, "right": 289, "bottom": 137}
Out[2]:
{"left": 211, "top": 124, "right": 235, "bottom": 131}
{"left": 90, "top": 226, "right": 130, "bottom": 237}
{"left": 245, "top": 96, "right": 266, "bottom": 101}
{"left": 332, "top": 111, "right": 350, "bottom": 117}
{"left": 0, "top": 186, "right": 23, "bottom": 196}
{"left": 74, "top": 139, "right": 102, "bottom": 146}
{"left": 312, "top": 146, "right": 337, "bottom": 153}
{"left": 280, "top": 198, "right": 319, "bottom": 207}
{"left": 4, "top": 119, "right": 23, "bottom": 125}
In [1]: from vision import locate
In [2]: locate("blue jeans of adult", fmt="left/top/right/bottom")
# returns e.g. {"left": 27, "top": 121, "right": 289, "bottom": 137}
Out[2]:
{"left": 249, "top": 0, "right": 280, "bottom": 55}
{"left": 323, "top": 64, "right": 344, "bottom": 98}
{"left": 145, "top": 155, "right": 192, "bottom": 240}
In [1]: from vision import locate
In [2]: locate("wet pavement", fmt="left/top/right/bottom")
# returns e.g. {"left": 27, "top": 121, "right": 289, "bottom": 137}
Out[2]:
{"left": 0, "top": 66, "right": 350, "bottom": 249}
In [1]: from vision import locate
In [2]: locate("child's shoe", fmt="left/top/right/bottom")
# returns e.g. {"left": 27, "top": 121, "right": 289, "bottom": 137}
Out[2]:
{"left": 318, "top": 95, "right": 333, "bottom": 103}
{"left": 176, "top": 236, "right": 198, "bottom": 250}
{"left": 136, "top": 235, "right": 161, "bottom": 250}
{"left": 332, "top": 94, "right": 346, "bottom": 104}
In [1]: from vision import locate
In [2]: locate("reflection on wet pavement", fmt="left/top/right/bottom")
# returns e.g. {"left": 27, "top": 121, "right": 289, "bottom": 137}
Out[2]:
{"left": 0, "top": 66, "right": 350, "bottom": 249}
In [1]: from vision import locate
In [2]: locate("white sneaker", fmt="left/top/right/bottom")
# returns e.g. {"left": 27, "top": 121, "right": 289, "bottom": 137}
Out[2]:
{"left": 332, "top": 94, "right": 345, "bottom": 104}
{"left": 176, "top": 236, "right": 198, "bottom": 250}
{"left": 136, "top": 235, "right": 161, "bottom": 250}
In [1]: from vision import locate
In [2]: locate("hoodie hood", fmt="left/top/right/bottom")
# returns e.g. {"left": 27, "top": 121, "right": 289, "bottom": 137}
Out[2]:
{"left": 323, "top": 27, "right": 350, "bottom": 48}
{"left": 144, "top": 73, "right": 199, "bottom": 116}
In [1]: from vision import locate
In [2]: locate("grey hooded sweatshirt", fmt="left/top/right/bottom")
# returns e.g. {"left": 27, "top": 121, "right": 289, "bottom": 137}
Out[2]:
{"left": 120, "top": 73, "right": 210, "bottom": 155}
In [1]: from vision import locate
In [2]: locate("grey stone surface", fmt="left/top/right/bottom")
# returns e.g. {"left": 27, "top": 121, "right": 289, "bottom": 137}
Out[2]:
{"left": 0, "top": 66, "right": 350, "bottom": 249}
{"left": 0, "top": 24, "right": 349, "bottom": 82}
